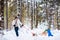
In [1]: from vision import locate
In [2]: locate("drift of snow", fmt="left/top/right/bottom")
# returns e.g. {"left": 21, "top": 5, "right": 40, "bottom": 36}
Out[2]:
{"left": 2, "top": 28, "right": 60, "bottom": 40}
{"left": 1, "top": 21, "right": 60, "bottom": 40}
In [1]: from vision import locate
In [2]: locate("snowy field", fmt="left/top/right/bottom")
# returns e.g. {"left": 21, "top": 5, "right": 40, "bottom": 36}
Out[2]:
{"left": 0, "top": 27, "right": 60, "bottom": 40}
{"left": 1, "top": 21, "right": 60, "bottom": 40}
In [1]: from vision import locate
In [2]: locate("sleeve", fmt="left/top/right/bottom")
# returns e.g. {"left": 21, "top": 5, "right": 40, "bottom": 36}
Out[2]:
{"left": 12, "top": 20, "right": 15, "bottom": 26}
{"left": 18, "top": 19, "right": 23, "bottom": 25}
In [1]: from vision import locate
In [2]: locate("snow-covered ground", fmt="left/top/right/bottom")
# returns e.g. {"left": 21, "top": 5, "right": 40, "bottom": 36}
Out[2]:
{"left": 1, "top": 21, "right": 60, "bottom": 40}
{"left": 1, "top": 27, "right": 60, "bottom": 40}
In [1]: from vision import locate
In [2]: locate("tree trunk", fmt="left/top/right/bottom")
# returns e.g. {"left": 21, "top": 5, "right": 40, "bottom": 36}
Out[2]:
{"left": 31, "top": 0, "right": 33, "bottom": 29}
{"left": 35, "top": 2, "right": 38, "bottom": 28}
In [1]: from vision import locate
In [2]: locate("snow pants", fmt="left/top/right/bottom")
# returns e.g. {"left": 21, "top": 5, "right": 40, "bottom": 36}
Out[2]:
{"left": 47, "top": 29, "right": 53, "bottom": 36}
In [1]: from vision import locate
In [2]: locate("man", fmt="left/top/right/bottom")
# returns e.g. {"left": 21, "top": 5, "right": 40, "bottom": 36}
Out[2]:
{"left": 12, "top": 16, "right": 23, "bottom": 37}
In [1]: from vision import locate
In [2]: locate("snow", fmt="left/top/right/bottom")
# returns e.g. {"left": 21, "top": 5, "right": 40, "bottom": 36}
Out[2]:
{"left": 2, "top": 27, "right": 33, "bottom": 40}
{"left": 1, "top": 21, "right": 60, "bottom": 40}
{"left": 2, "top": 28, "right": 60, "bottom": 40}
{"left": 2, "top": 27, "right": 60, "bottom": 40}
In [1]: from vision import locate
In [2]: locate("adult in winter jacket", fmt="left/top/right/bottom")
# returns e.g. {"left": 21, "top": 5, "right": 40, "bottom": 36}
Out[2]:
{"left": 12, "top": 16, "right": 23, "bottom": 37}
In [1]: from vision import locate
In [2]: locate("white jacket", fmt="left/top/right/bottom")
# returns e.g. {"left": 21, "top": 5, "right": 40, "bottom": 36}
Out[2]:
{"left": 12, "top": 19, "right": 22, "bottom": 29}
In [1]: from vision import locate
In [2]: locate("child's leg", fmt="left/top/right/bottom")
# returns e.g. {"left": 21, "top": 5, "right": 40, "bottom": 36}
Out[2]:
{"left": 47, "top": 29, "right": 53, "bottom": 36}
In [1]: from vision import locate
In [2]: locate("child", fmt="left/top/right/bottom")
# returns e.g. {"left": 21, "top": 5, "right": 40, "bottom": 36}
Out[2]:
{"left": 46, "top": 28, "right": 53, "bottom": 36}
{"left": 42, "top": 28, "right": 53, "bottom": 36}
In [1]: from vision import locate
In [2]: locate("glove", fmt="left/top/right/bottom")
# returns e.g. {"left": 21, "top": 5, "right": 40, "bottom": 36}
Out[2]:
{"left": 13, "top": 25, "right": 16, "bottom": 27}
{"left": 20, "top": 24, "right": 24, "bottom": 27}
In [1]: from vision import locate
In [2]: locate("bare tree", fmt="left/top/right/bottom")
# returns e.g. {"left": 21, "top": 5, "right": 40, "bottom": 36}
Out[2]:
{"left": 31, "top": 0, "right": 33, "bottom": 29}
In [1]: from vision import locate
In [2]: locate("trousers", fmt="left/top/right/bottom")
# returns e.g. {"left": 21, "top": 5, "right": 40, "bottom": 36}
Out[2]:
{"left": 47, "top": 29, "right": 53, "bottom": 36}
{"left": 14, "top": 27, "right": 19, "bottom": 37}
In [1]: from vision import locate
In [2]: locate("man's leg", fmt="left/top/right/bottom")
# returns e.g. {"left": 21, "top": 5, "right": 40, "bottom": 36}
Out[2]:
{"left": 15, "top": 27, "right": 19, "bottom": 37}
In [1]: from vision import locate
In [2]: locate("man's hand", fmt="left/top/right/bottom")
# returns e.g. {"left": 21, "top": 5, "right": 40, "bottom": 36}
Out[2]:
{"left": 13, "top": 25, "right": 16, "bottom": 27}
{"left": 20, "top": 24, "right": 24, "bottom": 27}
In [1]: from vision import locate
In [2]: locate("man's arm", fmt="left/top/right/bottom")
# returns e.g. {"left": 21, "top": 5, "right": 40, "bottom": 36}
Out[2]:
{"left": 12, "top": 20, "right": 16, "bottom": 27}
{"left": 20, "top": 24, "right": 24, "bottom": 27}
{"left": 18, "top": 19, "right": 24, "bottom": 27}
